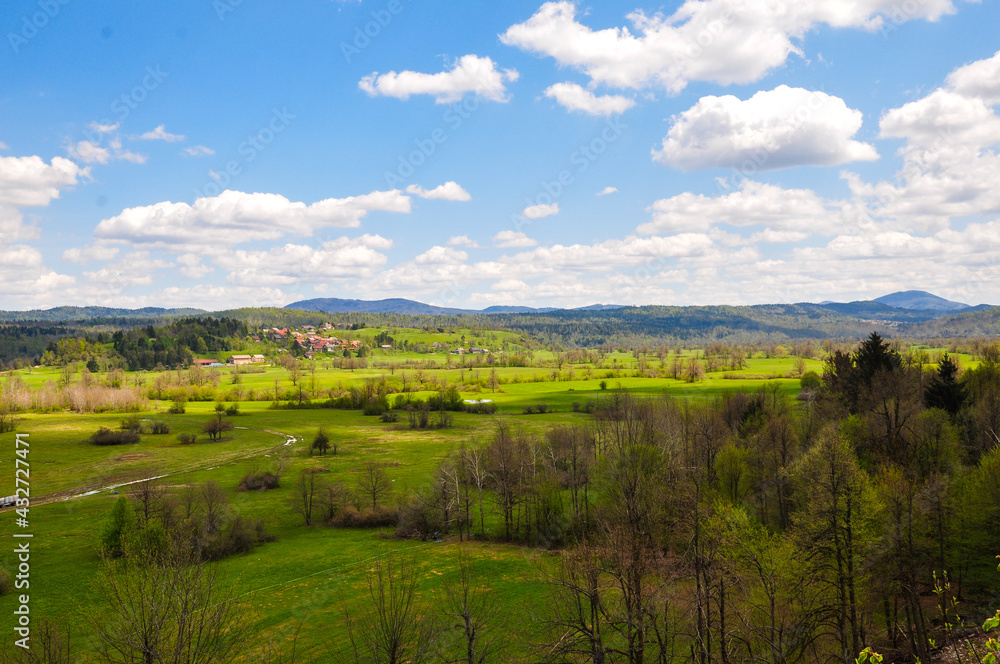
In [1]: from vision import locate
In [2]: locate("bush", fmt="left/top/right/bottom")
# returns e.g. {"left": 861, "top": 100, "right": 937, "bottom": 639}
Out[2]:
{"left": 522, "top": 405, "right": 537, "bottom": 415}
{"left": 464, "top": 401, "right": 497, "bottom": 414}
{"left": 147, "top": 421, "right": 171, "bottom": 435}
{"left": 238, "top": 470, "right": 280, "bottom": 491}
{"left": 536, "top": 403, "right": 550, "bottom": 414}
{"left": 332, "top": 506, "right": 399, "bottom": 529}
{"left": 599, "top": 380, "right": 608, "bottom": 390}
{"left": 90, "top": 427, "right": 140, "bottom": 446}
{"left": 168, "top": 398, "right": 186, "bottom": 414}
{"left": 177, "top": 433, "right": 197, "bottom": 445}
{"left": 380, "top": 411, "right": 399, "bottom": 423}
{"left": 225, "top": 404, "right": 240, "bottom": 416}
{"left": 362, "top": 402, "right": 386, "bottom": 416}
{"left": 120, "top": 415, "right": 142, "bottom": 433}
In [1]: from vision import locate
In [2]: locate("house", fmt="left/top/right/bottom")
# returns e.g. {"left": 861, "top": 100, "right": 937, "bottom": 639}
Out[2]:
{"left": 451, "top": 347, "right": 467, "bottom": 355}
{"left": 469, "top": 347, "right": 488, "bottom": 355}
{"left": 302, "top": 325, "right": 316, "bottom": 332}
{"left": 193, "top": 359, "right": 218, "bottom": 367}
{"left": 250, "top": 354, "right": 266, "bottom": 364}
{"left": 432, "top": 341, "right": 443, "bottom": 349}
{"left": 227, "top": 355, "right": 253, "bottom": 366}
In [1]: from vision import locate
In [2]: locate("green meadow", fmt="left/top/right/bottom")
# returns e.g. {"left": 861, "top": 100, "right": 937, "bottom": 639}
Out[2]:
{"left": 0, "top": 341, "right": 974, "bottom": 661}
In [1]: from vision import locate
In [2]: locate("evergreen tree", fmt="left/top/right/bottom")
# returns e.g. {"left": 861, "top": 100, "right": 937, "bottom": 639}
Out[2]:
{"left": 925, "top": 353, "right": 966, "bottom": 415}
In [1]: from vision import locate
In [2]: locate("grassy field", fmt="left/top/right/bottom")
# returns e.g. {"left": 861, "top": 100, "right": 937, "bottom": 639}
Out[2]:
{"left": 0, "top": 345, "right": 971, "bottom": 661}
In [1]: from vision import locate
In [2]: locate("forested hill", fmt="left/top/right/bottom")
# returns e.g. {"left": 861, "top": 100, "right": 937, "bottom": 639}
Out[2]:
{"left": 0, "top": 306, "right": 205, "bottom": 322}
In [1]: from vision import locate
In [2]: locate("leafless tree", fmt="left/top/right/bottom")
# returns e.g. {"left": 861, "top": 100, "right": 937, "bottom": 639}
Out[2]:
{"left": 357, "top": 461, "right": 393, "bottom": 511}
{"left": 344, "top": 552, "right": 436, "bottom": 664}
{"left": 439, "top": 552, "right": 507, "bottom": 664}
{"left": 90, "top": 545, "right": 249, "bottom": 664}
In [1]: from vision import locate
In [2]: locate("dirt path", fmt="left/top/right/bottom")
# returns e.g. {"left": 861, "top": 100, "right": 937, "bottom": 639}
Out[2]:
{"left": 23, "top": 425, "right": 298, "bottom": 508}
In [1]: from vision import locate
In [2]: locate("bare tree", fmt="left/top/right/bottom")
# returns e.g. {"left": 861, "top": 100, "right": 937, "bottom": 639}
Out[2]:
{"left": 293, "top": 469, "right": 322, "bottom": 526}
{"left": 344, "top": 552, "right": 436, "bottom": 664}
{"left": 357, "top": 461, "right": 393, "bottom": 511}
{"left": 439, "top": 552, "right": 506, "bottom": 664}
{"left": 90, "top": 545, "right": 249, "bottom": 664}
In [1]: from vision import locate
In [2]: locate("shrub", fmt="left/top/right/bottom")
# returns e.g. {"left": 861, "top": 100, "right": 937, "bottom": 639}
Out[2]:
{"left": 168, "top": 398, "right": 186, "bottom": 414}
{"left": 225, "top": 403, "right": 240, "bottom": 416}
{"left": 238, "top": 470, "right": 280, "bottom": 491}
{"left": 801, "top": 370, "right": 822, "bottom": 391}
{"left": 522, "top": 405, "right": 537, "bottom": 415}
{"left": 120, "top": 415, "right": 142, "bottom": 433}
{"left": 311, "top": 428, "right": 331, "bottom": 456}
{"left": 202, "top": 418, "right": 234, "bottom": 441}
{"left": 90, "top": 427, "right": 140, "bottom": 446}
{"left": 380, "top": 411, "right": 399, "bottom": 423}
{"left": 536, "top": 403, "right": 550, "bottom": 414}
{"left": 177, "top": 433, "right": 197, "bottom": 445}
{"left": 332, "top": 506, "right": 399, "bottom": 529}
{"left": 147, "top": 421, "right": 171, "bottom": 435}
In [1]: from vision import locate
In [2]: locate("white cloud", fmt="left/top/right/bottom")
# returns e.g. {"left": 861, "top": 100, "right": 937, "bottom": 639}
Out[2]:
{"left": 83, "top": 252, "right": 175, "bottom": 287}
{"left": 62, "top": 244, "right": 120, "bottom": 264}
{"left": 134, "top": 125, "right": 186, "bottom": 142}
{"left": 502, "top": 1, "right": 958, "bottom": 94}
{"left": 90, "top": 121, "right": 121, "bottom": 134}
{"left": 67, "top": 137, "right": 146, "bottom": 165}
{"left": 0, "top": 155, "right": 83, "bottom": 207}
{"left": 521, "top": 203, "right": 559, "bottom": 219}
{"left": 493, "top": 230, "right": 538, "bottom": 248}
{"left": 176, "top": 253, "right": 214, "bottom": 279}
{"left": 654, "top": 86, "right": 879, "bottom": 171}
{"left": 405, "top": 181, "right": 472, "bottom": 201}
{"left": 946, "top": 50, "right": 1000, "bottom": 106}
{"left": 596, "top": 186, "right": 619, "bottom": 196}
{"left": 846, "top": 49, "right": 1000, "bottom": 222}
{"left": 415, "top": 245, "right": 468, "bottom": 264}
{"left": 359, "top": 55, "right": 519, "bottom": 104}
{"left": 0, "top": 244, "right": 75, "bottom": 303}
{"left": 543, "top": 82, "right": 635, "bottom": 116}
{"left": 214, "top": 235, "right": 394, "bottom": 285}
{"left": 183, "top": 145, "right": 215, "bottom": 157}
{"left": 447, "top": 235, "right": 480, "bottom": 248}
{"left": 640, "top": 180, "right": 846, "bottom": 235}
{"left": 0, "top": 141, "right": 7, "bottom": 150}
{"left": 94, "top": 189, "right": 412, "bottom": 249}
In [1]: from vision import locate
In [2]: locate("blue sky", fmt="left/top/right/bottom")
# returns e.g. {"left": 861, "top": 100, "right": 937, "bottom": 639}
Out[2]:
{"left": 2, "top": 0, "right": 999, "bottom": 310}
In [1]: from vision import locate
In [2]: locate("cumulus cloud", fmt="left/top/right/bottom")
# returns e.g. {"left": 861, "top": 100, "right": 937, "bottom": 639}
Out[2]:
{"left": 94, "top": 189, "right": 412, "bottom": 249}
{"left": 134, "top": 125, "right": 186, "bottom": 142}
{"left": 83, "top": 252, "right": 175, "bottom": 287}
{"left": 596, "top": 186, "right": 619, "bottom": 196}
{"left": 493, "top": 230, "right": 538, "bottom": 248}
{"left": 0, "top": 155, "right": 84, "bottom": 208}
{"left": 654, "top": 86, "right": 879, "bottom": 171}
{"left": 946, "top": 50, "right": 1000, "bottom": 105}
{"left": 406, "top": 181, "right": 472, "bottom": 201}
{"left": 447, "top": 235, "right": 480, "bottom": 248}
{"left": 640, "top": 180, "right": 846, "bottom": 235}
{"left": 214, "top": 235, "right": 394, "bottom": 285}
{"left": 359, "top": 55, "right": 519, "bottom": 104}
{"left": 847, "top": 49, "right": 1000, "bottom": 222}
{"left": 543, "top": 82, "right": 635, "bottom": 116}
{"left": 502, "top": 1, "right": 959, "bottom": 94}
{"left": 521, "top": 203, "right": 559, "bottom": 219}
{"left": 62, "top": 244, "right": 120, "bottom": 264}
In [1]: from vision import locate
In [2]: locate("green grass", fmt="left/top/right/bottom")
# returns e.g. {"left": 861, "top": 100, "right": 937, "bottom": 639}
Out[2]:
{"left": 0, "top": 351, "right": 842, "bottom": 661}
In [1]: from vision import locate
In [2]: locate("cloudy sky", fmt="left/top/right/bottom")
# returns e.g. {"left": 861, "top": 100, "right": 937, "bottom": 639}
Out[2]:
{"left": 2, "top": 0, "right": 1000, "bottom": 311}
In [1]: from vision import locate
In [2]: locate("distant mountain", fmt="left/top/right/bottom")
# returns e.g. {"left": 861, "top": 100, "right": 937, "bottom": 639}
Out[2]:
{"left": 284, "top": 298, "right": 469, "bottom": 316}
{"left": 874, "top": 290, "right": 971, "bottom": 312}
{"left": 0, "top": 306, "right": 205, "bottom": 323}
{"left": 285, "top": 298, "right": 627, "bottom": 316}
